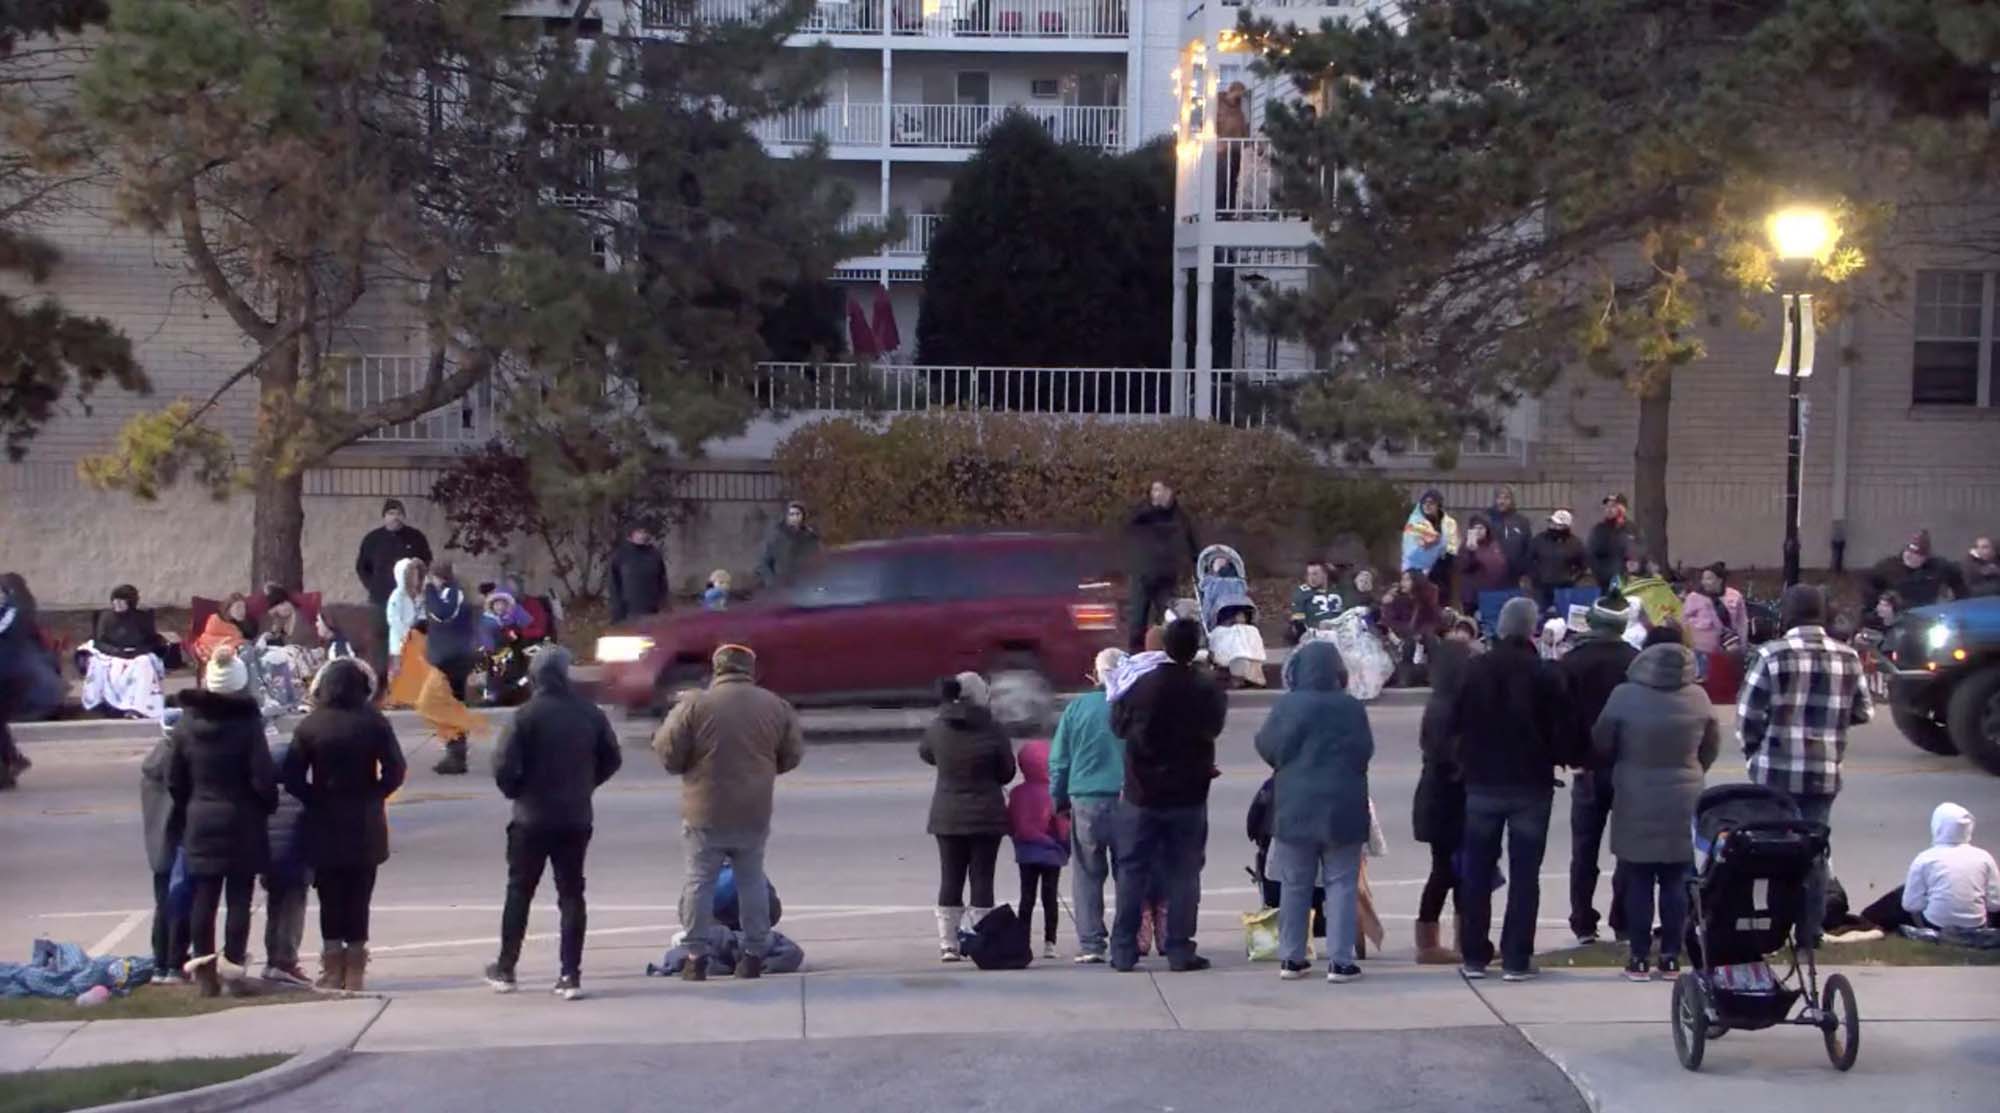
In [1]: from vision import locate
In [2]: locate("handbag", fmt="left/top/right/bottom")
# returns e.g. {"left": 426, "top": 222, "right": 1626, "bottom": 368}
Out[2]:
{"left": 961, "top": 905, "right": 1033, "bottom": 970}
{"left": 1242, "top": 906, "right": 1280, "bottom": 961}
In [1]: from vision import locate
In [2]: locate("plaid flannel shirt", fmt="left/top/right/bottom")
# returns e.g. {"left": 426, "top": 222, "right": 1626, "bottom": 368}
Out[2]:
{"left": 1737, "top": 625, "right": 1873, "bottom": 798}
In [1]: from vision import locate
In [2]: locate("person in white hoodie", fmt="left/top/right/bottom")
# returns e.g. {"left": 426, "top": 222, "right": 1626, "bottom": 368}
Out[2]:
{"left": 1864, "top": 803, "right": 2000, "bottom": 933}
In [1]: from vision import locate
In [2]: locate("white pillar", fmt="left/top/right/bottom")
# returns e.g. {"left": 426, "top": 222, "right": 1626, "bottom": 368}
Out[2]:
{"left": 1194, "top": 252, "right": 1215, "bottom": 421}
{"left": 1170, "top": 270, "right": 1188, "bottom": 417}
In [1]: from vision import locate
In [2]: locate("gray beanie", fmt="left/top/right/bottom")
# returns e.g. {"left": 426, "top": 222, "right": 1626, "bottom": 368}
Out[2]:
{"left": 1497, "top": 596, "right": 1541, "bottom": 641}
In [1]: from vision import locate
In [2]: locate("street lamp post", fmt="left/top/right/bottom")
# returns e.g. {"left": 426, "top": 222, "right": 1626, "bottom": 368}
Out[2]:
{"left": 1768, "top": 207, "right": 1835, "bottom": 589}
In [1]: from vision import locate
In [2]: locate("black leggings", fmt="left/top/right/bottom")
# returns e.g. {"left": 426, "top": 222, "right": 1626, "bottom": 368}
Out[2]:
{"left": 1418, "top": 839, "right": 1461, "bottom": 924}
{"left": 316, "top": 865, "right": 379, "bottom": 944}
{"left": 1019, "top": 864, "right": 1061, "bottom": 943}
{"left": 189, "top": 872, "right": 255, "bottom": 966}
{"left": 936, "top": 834, "right": 1002, "bottom": 908}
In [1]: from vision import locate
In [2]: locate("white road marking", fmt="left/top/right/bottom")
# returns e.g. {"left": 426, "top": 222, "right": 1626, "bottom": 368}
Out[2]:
{"left": 87, "top": 910, "right": 148, "bottom": 956}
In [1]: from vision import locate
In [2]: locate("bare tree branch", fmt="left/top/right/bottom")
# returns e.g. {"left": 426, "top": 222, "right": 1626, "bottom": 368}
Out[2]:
{"left": 177, "top": 185, "right": 276, "bottom": 343}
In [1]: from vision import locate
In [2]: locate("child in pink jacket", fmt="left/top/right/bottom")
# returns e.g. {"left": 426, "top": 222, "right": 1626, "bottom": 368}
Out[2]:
{"left": 1009, "top": 739, "right": 1071, "bottom": 959}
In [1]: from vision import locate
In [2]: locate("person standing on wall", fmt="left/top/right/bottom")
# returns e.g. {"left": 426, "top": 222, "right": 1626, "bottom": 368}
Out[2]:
{"left": 756, "top": 503, "right": 822, "bottom": 590}
{"left": 420, "top": 561, "right": 485, "bottom": 776}
{"left": 1586, "top": 494, "right": 1638, "bottom": 591}
{"left": 1124, "top": 481, "right": 1200, "bottom": 653}
{"left": 608, "top": 526, "right": 669, "bottom": 624}
{"left": 1488, "top": 486, "right": 1535, "bottom": 586}
{"left": 353, "top": 500, "right": 432, "bottom": 690}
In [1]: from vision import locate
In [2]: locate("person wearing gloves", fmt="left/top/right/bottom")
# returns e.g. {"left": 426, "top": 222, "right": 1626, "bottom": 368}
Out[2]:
{"left": 1862, "top": 803, "right": 2000, "bottom": 933}
{"left": 168, "top": 647, "right": 279, "bottom": 997}
{"left": 1590, "top": 639, "right": 1720, "bottom": 981}
{"left": 1256, "top": 641, "right": 1375, "bottom": 984}
{"left": 920, "top": 672, "right": 1016, "bottom": 962}
{"left": 1050, "top": 648, "right": 1128, "bottom": 963}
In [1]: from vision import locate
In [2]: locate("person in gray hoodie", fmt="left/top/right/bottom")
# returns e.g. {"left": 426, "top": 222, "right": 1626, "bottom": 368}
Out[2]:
{"left": 1590, "top": 639, "right": 1720, "bottom": 981}
{"left": 1256, "top": 641, "right": 1374, "bottom": 984}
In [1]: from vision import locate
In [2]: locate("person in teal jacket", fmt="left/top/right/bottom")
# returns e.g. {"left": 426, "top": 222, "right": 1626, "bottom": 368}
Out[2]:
{"left": 1256, "top": 640, "right": 1375, "bottom": 984}
{"left": 1050, "top": 647, "right": 1128, "bottom": 964}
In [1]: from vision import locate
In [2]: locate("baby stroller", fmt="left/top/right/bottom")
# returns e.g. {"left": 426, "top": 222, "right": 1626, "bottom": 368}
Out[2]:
{"left": 1673, "top": 783, "right": 1860, "bottom": 1072}
{"left": 1196, "top": 544, "right": 1267, "bottom": 687}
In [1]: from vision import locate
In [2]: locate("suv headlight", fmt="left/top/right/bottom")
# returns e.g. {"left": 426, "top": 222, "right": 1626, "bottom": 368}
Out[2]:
{"left": 1924, "top": 622, "right": 1954, "bottom": 653}
{"left": 595, "top": 635, "right": 655, "bottom": 664}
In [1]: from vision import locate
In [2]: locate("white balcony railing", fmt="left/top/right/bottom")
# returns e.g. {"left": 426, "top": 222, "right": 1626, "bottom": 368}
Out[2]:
{"left": 753, "top": 102, "right": 884, "bottom": 146}
{"left": 345, "top": 355, "right": 495, "bottom": 445}
{"left": 743, "top": 362, "right": 1190, "bottom": 418}
{"left": 1180, "top": 138, "right": 1299, "bottom": 222}
{"left": 838, "top": 211, "right": 943, "bottom": 258}
{"left": 891, "top": 103, "right": 1122, "bottom": 150}
{"left": 642, "top": 0, "right": 1131, "bottom": 38}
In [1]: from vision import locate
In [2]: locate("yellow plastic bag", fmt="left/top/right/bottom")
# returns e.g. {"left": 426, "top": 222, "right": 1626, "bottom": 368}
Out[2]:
{"left": 1242, "top": 907, "right": 1280, "bottom": 962}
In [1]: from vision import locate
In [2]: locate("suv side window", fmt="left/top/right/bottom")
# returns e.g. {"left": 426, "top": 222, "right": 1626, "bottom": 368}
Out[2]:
{"left": 894, "top": 543, "right": 1107, "bottom": 603}
{"left": 789, "top": 555, "right": 889, "bottom": 609}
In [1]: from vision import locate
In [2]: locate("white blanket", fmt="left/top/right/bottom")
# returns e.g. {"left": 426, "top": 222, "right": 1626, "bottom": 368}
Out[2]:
{"left": 1315, "top": 613, "right": 1393, "bottom": 702}
{"left": 1208, "top": 624, "right": 1267, "bottom": 686}
{"left": 79, "top": 647, "right": 166, "bottom": 719}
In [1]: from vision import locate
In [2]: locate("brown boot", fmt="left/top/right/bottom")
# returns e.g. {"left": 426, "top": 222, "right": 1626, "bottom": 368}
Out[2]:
{"left": 1415, "top": 920, "right": 1461, "bottom": 965}
{"left": 316, "top": 943, "right": 347, "bottom": 990}
{"left": 187, "top": 955, "right": 221, "bottom": 998}
{"left": 342, "top": 945, "right": 369, "bottom": 992}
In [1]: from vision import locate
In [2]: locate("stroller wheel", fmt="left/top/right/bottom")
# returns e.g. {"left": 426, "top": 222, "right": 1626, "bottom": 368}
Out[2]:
{"left": 1821, "top": 973, "right": 1860, "bottom": 1071}
{"left": 1671, "top": 971, "right": 1708, "bottom": 1071}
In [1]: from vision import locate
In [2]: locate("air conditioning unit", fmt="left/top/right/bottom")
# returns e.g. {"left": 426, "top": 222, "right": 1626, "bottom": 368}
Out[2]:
{"left": 1030, "top": 79, "right": 1060, "bottom": 100}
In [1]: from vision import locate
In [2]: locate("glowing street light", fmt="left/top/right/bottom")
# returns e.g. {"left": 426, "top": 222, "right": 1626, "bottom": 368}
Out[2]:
{"left": 1767, "top": 205, "right": 1837, "bottom": 587}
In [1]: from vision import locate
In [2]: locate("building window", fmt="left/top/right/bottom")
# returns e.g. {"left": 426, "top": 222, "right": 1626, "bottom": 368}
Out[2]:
{"left": 1913, "top": 269, "right": 1995, "bottom": 407}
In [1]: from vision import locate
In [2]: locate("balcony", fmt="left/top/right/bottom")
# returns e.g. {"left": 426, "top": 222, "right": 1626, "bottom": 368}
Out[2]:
{"left": 1178, "top": 138, "right": 1300, "bottom": 223}
{"left": 641, "top": 0, "right": 1131, "bottom": 39}
{"left": 757, "top": 103, "right": 1123, "bottom": 152}
{"left": 839, "top": 211, "right": 945, "bottom": 260}
{"left": 344, "top": 356, "right": 495, "bottom": 446}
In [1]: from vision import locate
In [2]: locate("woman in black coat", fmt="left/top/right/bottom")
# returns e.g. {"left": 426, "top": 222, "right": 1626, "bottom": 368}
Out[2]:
{"left": 918, "top": 672, "right": 1016, "bottom": 962}
{"left": 169, "top": 648, "right": 278, "bottom": 996}
{"left": 1411, "top": 620, "right": 1478, "bottom": 965}
{"left": 283, "top": 658, "right": 406, "bottom": 991}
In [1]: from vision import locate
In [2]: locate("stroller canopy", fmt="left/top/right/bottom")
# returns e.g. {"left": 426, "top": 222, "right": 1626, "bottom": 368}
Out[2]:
{"left": 1197, "top": 544, "right": 1254, "bottom": 630}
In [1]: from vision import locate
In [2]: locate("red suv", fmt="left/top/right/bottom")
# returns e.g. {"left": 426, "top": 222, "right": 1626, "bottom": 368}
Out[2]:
{"left": 597, "top": 532, "right": 1121, "bottom": 728}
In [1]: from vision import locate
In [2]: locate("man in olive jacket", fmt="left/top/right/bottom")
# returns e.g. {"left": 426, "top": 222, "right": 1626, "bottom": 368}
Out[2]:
{"left": 654, "top": 643, "right": 804, "bottom": 980}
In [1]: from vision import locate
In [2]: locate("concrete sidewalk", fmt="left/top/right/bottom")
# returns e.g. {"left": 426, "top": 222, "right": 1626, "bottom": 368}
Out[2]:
{"left": 4, "top": 964, "right": 1993, "bottom": 1113}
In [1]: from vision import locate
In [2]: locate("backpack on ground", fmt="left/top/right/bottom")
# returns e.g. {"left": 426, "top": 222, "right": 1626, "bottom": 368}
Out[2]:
{"left": 960, "top": 905, "right": 1033, "bottom": 970}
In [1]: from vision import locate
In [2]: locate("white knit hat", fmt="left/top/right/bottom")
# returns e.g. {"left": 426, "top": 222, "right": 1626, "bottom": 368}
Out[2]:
{"left": 953, "top": 671, "right": 991, "bottom": 708}
{"left": 205, "top": 646, "right": 250, "bottom": 695}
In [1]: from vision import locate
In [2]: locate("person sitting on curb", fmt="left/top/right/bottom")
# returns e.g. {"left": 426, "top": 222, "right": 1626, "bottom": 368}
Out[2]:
{"left": 1861, "top": 802, "right": 2000, "bottom": 934}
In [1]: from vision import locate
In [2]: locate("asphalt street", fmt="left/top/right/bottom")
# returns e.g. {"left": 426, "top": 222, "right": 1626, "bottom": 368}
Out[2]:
{"left": 6, "top": 700, "right": 1996, "bottom": 986}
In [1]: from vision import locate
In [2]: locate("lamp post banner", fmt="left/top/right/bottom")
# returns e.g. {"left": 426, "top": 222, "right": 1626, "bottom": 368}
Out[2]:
{"left": 1774, "top": 293, "right": 1816, "bottom": 377}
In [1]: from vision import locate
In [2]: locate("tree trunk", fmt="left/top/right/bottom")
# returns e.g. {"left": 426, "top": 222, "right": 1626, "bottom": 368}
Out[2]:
{"left": 1634, "top": 374, "right": 1672, "bottom": 568}
{"left": 251, "top": 468, "right": 306, "bottom": 591}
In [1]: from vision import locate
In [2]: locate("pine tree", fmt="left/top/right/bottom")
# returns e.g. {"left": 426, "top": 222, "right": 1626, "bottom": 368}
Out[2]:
{"left": 65, "top": 0, "right": 869, "bottom": 588}
{"left": 1247, "top": 0, "right": 1999, "bottom": 560}
{"left": 0, "top": 0, "right": 146, "bottom": 462}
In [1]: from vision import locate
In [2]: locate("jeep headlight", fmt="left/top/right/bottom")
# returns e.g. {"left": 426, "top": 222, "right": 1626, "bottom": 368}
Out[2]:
{"left": 1924, "top": 622, "right": 1954, "bottom": 653}
{"left": 595, "top": 635, "right": 655, "bottom": 664}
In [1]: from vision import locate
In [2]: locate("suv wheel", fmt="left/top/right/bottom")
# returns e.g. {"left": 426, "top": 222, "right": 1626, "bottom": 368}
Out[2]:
{"left": 988, "top": 655, "right": 1055, "bottom": 736}
{"left": 1891, "top": 703, "right": 1958, "bottom": 757}
{"left": 1946, "top": 666, "right": 2000, "bottom": 776}
{"left": 650, "top": 662, "right": 710, "bottom": 718}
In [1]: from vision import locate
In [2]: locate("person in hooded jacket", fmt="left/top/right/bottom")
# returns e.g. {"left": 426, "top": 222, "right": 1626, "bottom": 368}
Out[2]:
{"left": 1008, "top": 739, "right": 1070, "bottom": 960}
{"left": 1412, "top": 619, "right": 1478, "bottom": 965}
{"left": 1488, "top": 486, "right": 1535, "bottom": 583}
{"left": 1123, "top": 482, "right": 1201, "bottom": 653}
{"left": 1, "top": 573, "right": 59, "bottom": 788}
{"left": 1557, "top": 597, "right": 1640, "bottom": 946}
{"left": 921, "top": 672, "right": 1016, "bottom": 962}
{"left": 607, "top": 526, "right": 669, "bottom": 624}
{"left": 1587, "top": 495, "right": 1639, "bottom": 590}
{"left": 1591, "top": 638, "right": 1720, "bottom": 980}
{"left": 283, "top": 658, "right": 407, "bottom": 992}
{"left": 420, "top": 561, "right": 486, "bottom": 775}
{"left": 1401, "top": 489, "right": 1460, "bottom": 596}
{"left": 354, "top": 499, "right": 433, "bottom": 684}
{"left": 139, "top": 728, "right": 188, "bottom": 983}
{"left": 169, "top": 647, "right": 279, "bottom": 997}
{"left": 1255, "top": 641, "right": 1374, "bottom": 984}
{"left": 485, "top": 647, "right": 623, "bottom": 1000}
{"left": 1860, "top": 803, "right": 2000, "bottom": 932}
{"left": 756, "top": 502, "right": 822, "bottom": 589}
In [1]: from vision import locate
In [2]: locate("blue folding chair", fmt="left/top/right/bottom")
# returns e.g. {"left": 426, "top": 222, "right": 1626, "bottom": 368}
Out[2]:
{"left": 1477, "top": 590, "right": 1524, "bottom": 637}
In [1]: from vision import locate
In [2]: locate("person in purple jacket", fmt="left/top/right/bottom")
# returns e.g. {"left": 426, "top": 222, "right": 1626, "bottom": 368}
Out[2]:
{"left": 1009, "top": 739, "right": 1071, "bottom": 960}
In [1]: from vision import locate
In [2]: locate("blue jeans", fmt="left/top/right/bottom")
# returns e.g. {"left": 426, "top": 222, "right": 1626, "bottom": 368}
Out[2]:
{"left": 1273, "top": 839, "right": 1362, "bottom": 966}
{"left": 1111, "top": 802, "right": 1207, "bottom": 968}
{"left": 1620, "top": 861, "right": 1691, "bottom": 963}
{"left": 1069, "top": 798, "right": 1119, "bottom": 957}
{"left": 1796, "top": 795, "right": 1834, "bottom": 949}
{"left": 1459, "top": 787, "right": 1554, "bottom": 973}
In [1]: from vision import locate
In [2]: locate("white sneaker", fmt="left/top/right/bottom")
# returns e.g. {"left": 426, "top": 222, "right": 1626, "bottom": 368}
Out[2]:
{"left": 1042, "top": 943, "right": 1059, "bottom": 961}
{"left": 1072, "top": 952, "right": 1106, "bottom": 965}
{"left": 940, "top": 948, "right": 963, "bottom": 964}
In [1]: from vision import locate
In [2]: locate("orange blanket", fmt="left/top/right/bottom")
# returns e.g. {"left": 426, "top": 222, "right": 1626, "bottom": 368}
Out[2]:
{"left": 385, "top": 630, "right": 436, "bottom": 709}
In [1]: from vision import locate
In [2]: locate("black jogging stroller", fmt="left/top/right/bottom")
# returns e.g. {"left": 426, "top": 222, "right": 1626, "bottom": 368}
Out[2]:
{"left": 1673, "top": 783, "right": 1860, "bottom": 1072}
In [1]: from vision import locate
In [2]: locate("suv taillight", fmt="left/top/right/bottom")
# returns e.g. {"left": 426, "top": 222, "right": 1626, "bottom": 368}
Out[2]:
{"left": 1070, "top": 603, "right": 1117, "bottom": 631}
